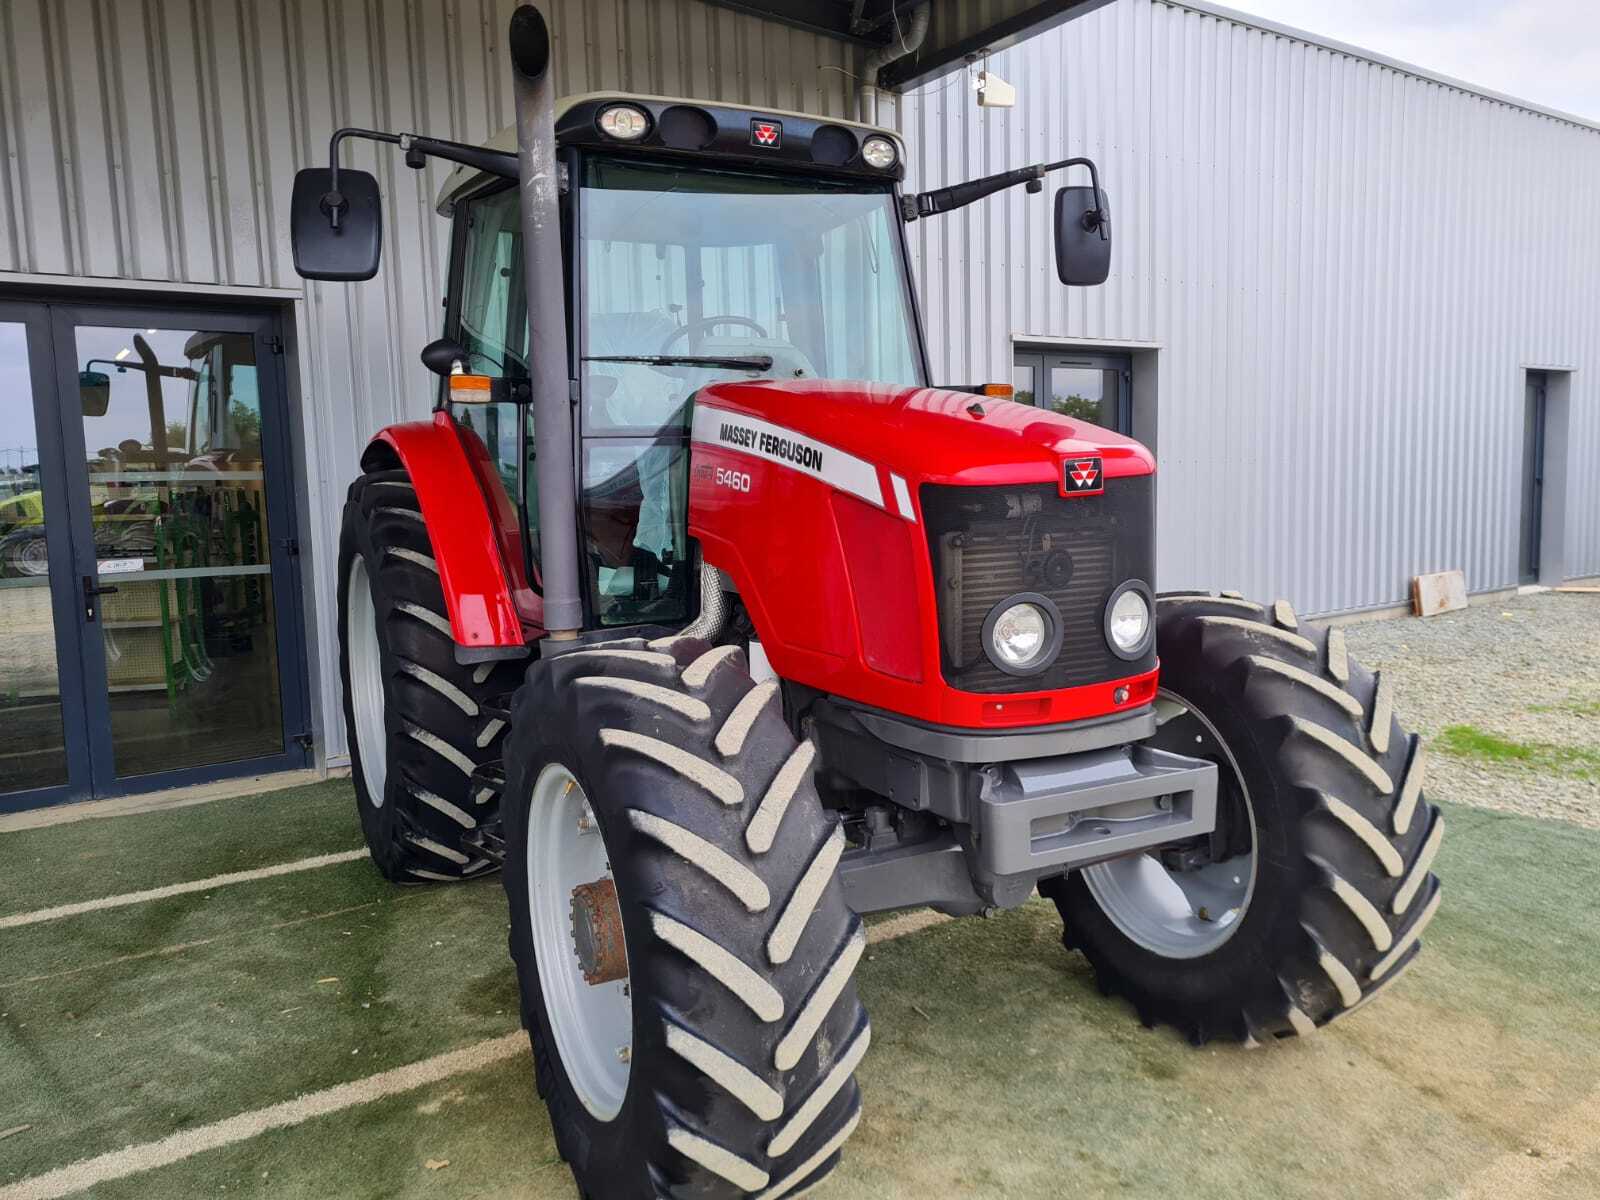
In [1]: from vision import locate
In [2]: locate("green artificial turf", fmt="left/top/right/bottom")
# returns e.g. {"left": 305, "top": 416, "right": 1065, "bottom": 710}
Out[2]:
{"left": 0, "top": 780, "right": 361, "bottom": 916}
{"left": 3, "top": 783, "right": 1599, "bottom": 1199}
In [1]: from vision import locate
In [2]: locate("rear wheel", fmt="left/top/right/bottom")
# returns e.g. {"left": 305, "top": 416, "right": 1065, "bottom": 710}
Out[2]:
{"left": 337, "top": 466, "right": 523, "bottom": 882}
{"left": 502, "top": 637, "right": 869, "bottom": 1200}
{"left": 1041, "top": 592, "right": 1443, "bottom": 1043}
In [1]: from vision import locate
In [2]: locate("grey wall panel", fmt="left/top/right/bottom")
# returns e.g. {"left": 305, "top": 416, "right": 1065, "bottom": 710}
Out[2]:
{"left": 0, "top": 0, "right": 862, "bottom": 762}
{"left": 896, "top": 0, "right": 1600, "bottom": 612}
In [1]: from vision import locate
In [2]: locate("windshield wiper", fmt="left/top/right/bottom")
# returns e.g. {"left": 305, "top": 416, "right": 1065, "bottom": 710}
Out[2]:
{"left": 583, "top": 354, "right": 774, "bottom": 372}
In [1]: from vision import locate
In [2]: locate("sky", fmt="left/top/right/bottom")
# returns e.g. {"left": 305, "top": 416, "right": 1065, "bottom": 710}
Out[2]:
{"left": 1226, "top": 0, "right": 1600, "bottom": 122}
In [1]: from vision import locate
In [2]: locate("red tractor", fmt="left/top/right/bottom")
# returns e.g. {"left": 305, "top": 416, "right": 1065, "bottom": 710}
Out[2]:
{"left": 290, "top": 8, "right": 1442, "bottom": 1198}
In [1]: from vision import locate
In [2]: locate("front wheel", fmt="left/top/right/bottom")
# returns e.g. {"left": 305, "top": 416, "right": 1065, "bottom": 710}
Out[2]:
{"left": 1041, "top": 592, "right": 1443, "bottom": 1043}
{"left": 502, "top": 637, "right": 869, "bottom": 1200}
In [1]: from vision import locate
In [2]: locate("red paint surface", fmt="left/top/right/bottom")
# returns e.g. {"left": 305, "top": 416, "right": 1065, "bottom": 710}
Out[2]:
{"left": 690, "top": 381, "right": 1157, "bottom": 728}
{"left": 830, "top": 492, "right": 923, "bottom": 682}
{"left": 372, "top": 412, "right": 532, "bottom": 648}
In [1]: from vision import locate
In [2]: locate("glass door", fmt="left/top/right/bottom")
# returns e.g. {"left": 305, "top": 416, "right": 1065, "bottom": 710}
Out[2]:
{"left": 0, "top": 306, "right": 88, "bottom": 806}
{"left": 55, "top": 307, "right": 307, "bottom": 788}
{"left": 0, "top": 296, "right": 309, "bottom": 812}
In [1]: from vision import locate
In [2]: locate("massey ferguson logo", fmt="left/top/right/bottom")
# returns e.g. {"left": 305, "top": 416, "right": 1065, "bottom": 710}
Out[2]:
{"left": 1063, "top": 456, "right": 1104, "bottom": 496}
{"left": 750, "top": 119, "right": 782, "bottom": 148}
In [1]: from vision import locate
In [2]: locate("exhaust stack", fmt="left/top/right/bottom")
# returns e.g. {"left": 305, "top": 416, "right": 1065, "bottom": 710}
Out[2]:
{"left": 508, "top": 4, "right": 582, "bottom": 639}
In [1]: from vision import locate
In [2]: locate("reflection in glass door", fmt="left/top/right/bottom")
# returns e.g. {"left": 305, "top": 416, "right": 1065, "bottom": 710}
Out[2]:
{"left": 1012, "top": 348, "right": 1132, "bottom": 434}
{"left": 0, "top": 317, "right": 72, "bottom": 795}
{"left": 70, "top": 323, "right": 287, "bottom": 779}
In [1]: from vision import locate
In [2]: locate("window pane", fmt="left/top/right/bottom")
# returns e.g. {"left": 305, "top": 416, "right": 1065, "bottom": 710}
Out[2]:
{"left": 582, "top": 441, "right": 690, "bottom": 627}
{"left": 456, "top": 188, "right": 528, "bottom": 378}
{"left": 0, "top": 320, "right": 68, "bottom": 793}
{"left": 1013, "top": 364, "right": 1037, "bottom": 406}
{"left": 74, "top": 325, "right": 285, "bottom": 778}
{"left": 579, "top": 157, "right": 922, "bottom": 435}
{"left": 1047, "top": 365, "right": 1120, "bottom": 429}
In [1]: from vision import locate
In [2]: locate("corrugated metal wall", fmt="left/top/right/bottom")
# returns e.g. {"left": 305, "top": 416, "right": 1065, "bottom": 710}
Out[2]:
{"left": 0, "top": 0, "right": 862, "bottom": 762}
{"left": 897, "top": 0, "right": 1600, "bottom": 613}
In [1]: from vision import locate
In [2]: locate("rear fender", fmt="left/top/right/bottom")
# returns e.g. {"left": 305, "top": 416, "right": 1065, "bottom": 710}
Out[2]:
{"left": 362, "top": 412, "right": 541, "bottom": 654}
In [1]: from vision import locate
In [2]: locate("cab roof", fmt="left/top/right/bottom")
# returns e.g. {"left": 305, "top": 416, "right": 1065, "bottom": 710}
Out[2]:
{"left": 435, "top": 92, "right": 904, "bottom": 215}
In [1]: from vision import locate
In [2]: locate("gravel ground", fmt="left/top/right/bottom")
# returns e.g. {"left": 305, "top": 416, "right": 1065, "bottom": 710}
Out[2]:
{"left": 1338, "top": 590, "right": 1600, "bottom": 828}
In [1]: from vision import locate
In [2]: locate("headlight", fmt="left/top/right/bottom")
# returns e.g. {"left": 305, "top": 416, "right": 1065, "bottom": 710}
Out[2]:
{"left": 861, "top": 136, "right": 898, "bottom": 169}
{"left": 982, "top": 593, "right": 1062, "bottom": 675}
{"left": 1104, "top": 582, "right": 1153, "bottom": 659}
{"left": 598, "top": 104, "right": 650, "bottom": 141}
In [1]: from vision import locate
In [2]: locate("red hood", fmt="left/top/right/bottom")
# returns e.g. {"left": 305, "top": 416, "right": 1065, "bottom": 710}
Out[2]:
{"left": 694, "top": 378, "right": 1154, "bottom": 487}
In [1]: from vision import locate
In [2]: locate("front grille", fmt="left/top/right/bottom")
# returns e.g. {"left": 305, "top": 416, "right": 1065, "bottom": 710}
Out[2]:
{"left": 921, "top": 477, "right": 1156, "bottom": 694}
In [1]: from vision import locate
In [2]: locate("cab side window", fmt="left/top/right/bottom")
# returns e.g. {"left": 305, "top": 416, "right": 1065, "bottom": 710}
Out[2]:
{"left": 450, "top": 185, "right": 538, "bottom": 573}
{"left": 455, "top": 188, "right": 527, "bottom": 379}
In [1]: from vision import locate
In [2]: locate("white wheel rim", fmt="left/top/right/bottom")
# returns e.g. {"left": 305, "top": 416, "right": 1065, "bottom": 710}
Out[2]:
{"left": 15, "top": 537, "right": 49, "bottom": 575}
{"left": 527, "top": 762, "right": 633, "bottom": 1122}
{"left": 1081, "top": 688, "right": 1258, "bottom": 960}
{"left": 347, "top": 556, "right": 388, "bottom": 806}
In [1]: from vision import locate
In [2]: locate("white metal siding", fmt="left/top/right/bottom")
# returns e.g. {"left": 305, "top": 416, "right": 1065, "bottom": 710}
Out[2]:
{"left": 897, "top": 0, "right": 1600, "bottom": 613}
{"left": 0, "top": 0, "right": 861, "bottom": 763}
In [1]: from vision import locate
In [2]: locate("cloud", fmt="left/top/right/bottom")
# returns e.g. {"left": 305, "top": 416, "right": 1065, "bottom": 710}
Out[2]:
{"left": 1227, "top": 0, "right": 1600, "bottom": 121}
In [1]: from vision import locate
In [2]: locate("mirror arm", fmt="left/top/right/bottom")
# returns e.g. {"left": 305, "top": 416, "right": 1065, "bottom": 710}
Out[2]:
{"left": 905, "top": 155, "right": 1107, "bottom": 239}
{"left": 1042, "top": 156, "right": 1109, "bottom": 240}
{"left": 321, "top": 128, "right": 519, "bottom": 231}
{"left": 906, "top": 163, "right": 1046, "bottom": 219}
{"left": 324, "top": 128, "right": 401, "bottom": 230}
{"left": 398, "top": 134, "right": 520, "bottom": 181}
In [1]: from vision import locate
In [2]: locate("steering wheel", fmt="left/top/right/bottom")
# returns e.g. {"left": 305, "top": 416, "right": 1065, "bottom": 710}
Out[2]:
{"left": 659, "top": 315, "right": 769, "bottom": 353}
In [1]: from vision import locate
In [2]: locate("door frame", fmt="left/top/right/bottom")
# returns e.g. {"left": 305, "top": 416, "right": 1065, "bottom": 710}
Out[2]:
{"left": 0, "top": 294, "right": 312, "bottom": 813}
{"left": 1521, "top": 372, "right": 1548, "bottom": 585}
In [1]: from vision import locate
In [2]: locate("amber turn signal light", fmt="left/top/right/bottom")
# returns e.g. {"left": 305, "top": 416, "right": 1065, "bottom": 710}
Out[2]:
{"left": 449, "top": 373, "right": 493, "bottom": 405}
{"left": 981, "top": 383, "right": 1014, "bottom": 398}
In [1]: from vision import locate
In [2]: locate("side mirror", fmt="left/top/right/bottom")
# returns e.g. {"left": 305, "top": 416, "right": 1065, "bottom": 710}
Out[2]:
{"left": 290, "top": 167, "right": 383, "bottom": 280}
{"left": 420, "top": 337, "right": 470, "bottom": 377}
{"left": 80, "top": 371, "right": 111, "bottom": 417}
{"left": 1054, "top": 185, "right": 1112, "bottom": 286}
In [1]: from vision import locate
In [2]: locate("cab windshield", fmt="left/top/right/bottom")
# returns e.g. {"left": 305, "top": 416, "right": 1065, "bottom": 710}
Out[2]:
{"left": 579, "top": 156, "right": 924, "bottom": 434}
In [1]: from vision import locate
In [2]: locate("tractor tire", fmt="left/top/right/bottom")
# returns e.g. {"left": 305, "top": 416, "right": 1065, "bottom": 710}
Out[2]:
{"left": 337, "top": 467, "right": 522, "bottom": 883}
{"left": 501, "top": 636, "right": 869, "bottom": 1200}
{"left": 1040, "top": 592, "right": 1443, "bottom": 1044}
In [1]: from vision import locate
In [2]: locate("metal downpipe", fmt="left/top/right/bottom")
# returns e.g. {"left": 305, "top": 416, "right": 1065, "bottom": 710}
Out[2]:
{"left": 858, "top": 1, "right": 930, "bottom": 126}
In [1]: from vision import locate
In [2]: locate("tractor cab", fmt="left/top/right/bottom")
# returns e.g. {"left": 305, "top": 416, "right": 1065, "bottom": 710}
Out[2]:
{"left": 430, "top": 97, "right": 930, "bottom": 631}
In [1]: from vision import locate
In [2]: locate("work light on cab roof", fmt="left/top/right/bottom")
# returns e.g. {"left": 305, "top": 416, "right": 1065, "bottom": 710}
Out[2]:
{"left": 597, "top": 103, "right": 649, "bottom": 141}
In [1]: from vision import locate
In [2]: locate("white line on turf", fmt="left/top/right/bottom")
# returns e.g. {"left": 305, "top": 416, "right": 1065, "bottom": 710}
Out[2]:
{"left": 3, "top": 899, "right": 410, "bottom": 989}
{"left": 0, "top": 850, "right": 369, "bottom": 931}
{"left": 0, "top": 1034, "right": 528, "bottom": 1200}
{"left": 0, "top": 905, "right": 951, "bottom": 1198}
{"left": 1450, "top": 1087, "right": 1600, "bottom": 1200}
{"left": 867, "top": 908, "right": 952, "bottom": 943}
